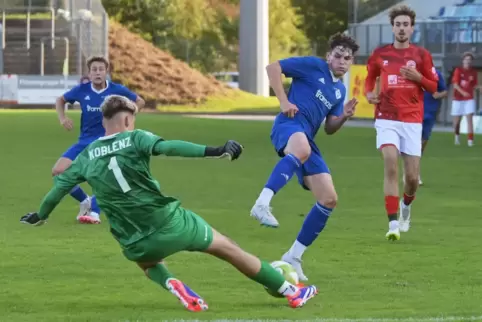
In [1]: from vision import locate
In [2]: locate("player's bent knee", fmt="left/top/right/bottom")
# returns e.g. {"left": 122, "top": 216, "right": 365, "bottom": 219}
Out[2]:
{"left": 318, "top": 194, "right": 337, "bottom": 209}
{"left": 285, "top": 133, "right": 311, "bottom": 162}
{"left": 404, "top": 174, "right": 419, "bottom": 188}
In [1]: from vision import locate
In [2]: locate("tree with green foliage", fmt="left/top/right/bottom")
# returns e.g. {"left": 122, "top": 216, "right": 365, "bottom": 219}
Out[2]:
{"left": 102, "top": 0, "right": 171, "bottom": 43}
{"left": 291, "top": 0, "right": 349, "bottom": 56}
{"left": 269, "top": 0, "right": 310, "bottom": 62}
{"left": 101, "top": 0, "right": 311, "bottom": 73}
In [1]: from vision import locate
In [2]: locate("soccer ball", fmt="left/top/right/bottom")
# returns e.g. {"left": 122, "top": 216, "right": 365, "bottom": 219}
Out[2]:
{"left": 265, "top": 260, "right": 299, "bottom": 298}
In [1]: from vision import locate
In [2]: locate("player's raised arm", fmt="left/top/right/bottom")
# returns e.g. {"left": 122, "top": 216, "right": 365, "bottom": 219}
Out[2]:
{"left": 267, "top": 56, "right": 318, "bottom": 118}
{"left": 364, "top": 52, "right": 381, "bottom": 104}
{"left": 266, "top": 61, "right": 288, "bottom": 104}
{"left": 132, "top": 129, "right": 243, "bottom": 161}
{"left": 433, "top": 71, "right": 448, "bottom": 99}
{"left": 324, "top": 93, "right": 358, "bottom": 135}
{"left": 118, "top": 84, "right": 145, "bottom": 110}
{"left": 266, "top": 61, "right": 298, "bottom": 117}
{"left": 20, "top": 159, "right": 86, "bottom": 225}
{"left": 56, "top": 85, "right": 81, "bottom": 131}
{"left": 419, "top": 50, "right": 438, "bottom": 93}
{"left": 153, "top": 140, "right": 243, "bottom": 160}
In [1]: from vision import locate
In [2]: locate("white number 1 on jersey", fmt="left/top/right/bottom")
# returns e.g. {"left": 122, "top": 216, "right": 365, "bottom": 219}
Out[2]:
{"left": 108, "top": 156, "right": 132, "bottom": 193}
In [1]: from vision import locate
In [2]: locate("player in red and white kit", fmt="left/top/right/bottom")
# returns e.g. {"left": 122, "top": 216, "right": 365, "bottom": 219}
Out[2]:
{"left": 451, "top": 52, "right": 478, "bottom": 147}
{"left": 364, "top": 5, "right": 438, "bottom": 241}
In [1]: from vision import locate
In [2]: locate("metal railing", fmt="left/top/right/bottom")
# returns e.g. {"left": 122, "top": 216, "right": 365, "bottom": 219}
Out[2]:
{"left": 40, "top": 36, "right": 69, "bottom": 75}
{"left": 1, "top": 6, "right": 55, "bottom": 49}
{"left": 349, "top": 19, "right": 482, "bottom": 57}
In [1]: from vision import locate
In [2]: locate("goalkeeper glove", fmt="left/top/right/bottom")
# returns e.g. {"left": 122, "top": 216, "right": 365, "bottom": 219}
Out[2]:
{"left": 204, "top": 140, "right": 244, "bottom": 161}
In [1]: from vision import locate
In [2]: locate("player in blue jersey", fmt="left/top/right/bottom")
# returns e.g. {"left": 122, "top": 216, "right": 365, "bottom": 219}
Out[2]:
{"left": 53, "top": 56, "right": 145, "bottom": 224}
{"left": 419, "top": 68, "right": 447, "bottom": 184}
{"left": 250, "top": 33, "right": 359, "bottom": 281}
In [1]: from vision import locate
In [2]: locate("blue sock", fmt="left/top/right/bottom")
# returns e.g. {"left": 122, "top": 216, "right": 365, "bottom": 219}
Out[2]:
{"left": 297, "top": 203, "right": 333, "bottom": 247}
{"left": 70, "top": 185, "right": 88, "bottom": 203}
{"left": 91, "top": 195, "right": 101, "bottom": 214}
{"left": 265, "top": 154, "right": 302, "bottom": 193}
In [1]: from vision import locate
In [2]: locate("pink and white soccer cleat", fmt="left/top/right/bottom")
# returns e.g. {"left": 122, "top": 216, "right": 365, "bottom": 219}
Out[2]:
{"left": 287, "top": 284, "right": 318, "bottom": 308}
{"left": 77, "top": 212, "right": 101, "bottom": 224}
{"left": 166, "top": 278, "right": 208, "bottom": 312}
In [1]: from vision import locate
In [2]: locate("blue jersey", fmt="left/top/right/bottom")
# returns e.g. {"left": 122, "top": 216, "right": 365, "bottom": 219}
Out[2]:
{"left": 63, "top": 81, "right": 138, "bottom": 141}
{"left": 423, "top": 69, "right": 446, "bottom": 119}
{"left": 277, "top": 56, "right": 346, "bottom": 138}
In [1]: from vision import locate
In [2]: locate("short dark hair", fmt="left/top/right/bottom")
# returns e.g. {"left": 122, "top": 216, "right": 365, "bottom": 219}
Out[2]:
{"left": 462, "top": 51, "right": 475, "bottom": 60}
{"left": 101, "top": 95, "right": 138, "bottom": 119}
{"left": 389, "top": 5, "right": 416, "bottom": 26}
{"left": 328, "top": 32, "right": 359, "bottom": 55}
{"left": 86, "top": 55, "right": 109, "bottom": 71}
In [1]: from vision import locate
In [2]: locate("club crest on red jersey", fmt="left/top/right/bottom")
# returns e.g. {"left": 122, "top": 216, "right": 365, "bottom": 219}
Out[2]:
{"left": 406, "top": 60, "right": 416, "bottom": 68}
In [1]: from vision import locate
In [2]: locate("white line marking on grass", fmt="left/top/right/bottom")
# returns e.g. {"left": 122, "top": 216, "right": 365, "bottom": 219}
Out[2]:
{"left": 148, "top": 316, "right": 482, "bottom": 322}
{"left": 122, "top": 316, "right": 482, "bottom": 322}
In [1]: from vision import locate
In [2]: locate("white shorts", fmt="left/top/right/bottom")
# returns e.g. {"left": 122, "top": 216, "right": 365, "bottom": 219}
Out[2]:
{"left": 451, "top": 100, "right": 476, "bottom": 116}
{"left": 375, "top": 119, "right": 422, "bottom": 157}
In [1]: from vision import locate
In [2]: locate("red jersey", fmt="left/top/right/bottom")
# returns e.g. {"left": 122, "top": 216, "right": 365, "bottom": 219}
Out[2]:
{"left": 452, "top": 67, "right": 477, "bottom": 101}
{"left": 365, "top": 44, "right": 438, "bottom": 123}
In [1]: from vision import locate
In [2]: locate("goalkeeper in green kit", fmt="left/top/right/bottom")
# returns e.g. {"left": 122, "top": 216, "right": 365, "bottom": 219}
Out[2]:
{"left": 21, "top": 95, "right": 318, "bottom": 312}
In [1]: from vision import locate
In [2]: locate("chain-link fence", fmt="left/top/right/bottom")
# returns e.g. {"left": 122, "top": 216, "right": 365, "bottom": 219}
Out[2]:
{"left": 62, "top": 0, "right": 108, "bottom": 62}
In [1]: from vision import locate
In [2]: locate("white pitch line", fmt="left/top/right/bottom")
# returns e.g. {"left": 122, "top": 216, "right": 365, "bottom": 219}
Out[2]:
{"left": 132, "top": 316, "right": 482, "bottom": 322}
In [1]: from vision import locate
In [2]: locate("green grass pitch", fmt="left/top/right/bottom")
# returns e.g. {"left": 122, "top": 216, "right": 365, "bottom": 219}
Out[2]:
{"left": 1, "top": 111, "right": 482, "bottom": 322}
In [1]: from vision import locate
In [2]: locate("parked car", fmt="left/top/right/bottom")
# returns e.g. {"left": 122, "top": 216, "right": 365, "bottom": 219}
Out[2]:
{"left": 212, "top": 72, "right": 239, "bottom": 88}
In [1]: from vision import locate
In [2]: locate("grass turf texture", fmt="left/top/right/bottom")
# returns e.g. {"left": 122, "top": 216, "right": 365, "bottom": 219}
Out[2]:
{"left": 156, "top": 91, "right": 280, "bottom": 114}
{"left": 1, "top": 110, "right": 481, "bottom": 321}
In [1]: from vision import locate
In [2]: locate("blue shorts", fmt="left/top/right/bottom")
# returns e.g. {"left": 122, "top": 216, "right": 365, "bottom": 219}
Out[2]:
{"left": 422, "top": 117, "right": 436, "bottom": 141}
{"left": 271, "top": 120, "right": 330, "bottom": 191}
{"left": 61, "top": 137, "right": 97, "bottom": 161}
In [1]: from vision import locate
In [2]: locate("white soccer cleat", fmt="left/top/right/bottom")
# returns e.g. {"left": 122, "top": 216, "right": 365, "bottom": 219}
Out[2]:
{"left": 399, "top": 200, "right": 411, "bottom": 233}
{"left": 282, "top": 253, "right": 308, "bottom": 282}
{"left": 76, "top": 197, "right": 91, "bottom": 220}
{"left": 386, "top": 228, "right": 400, "bottom": 241}
{"left": 386, "top": 220, "right": 400, "bottom": 241}
{"left": 455, "top": 136, "right": 460, "bottom": 145}
{"left": 250, "top": 204, "right": 279, "bottom": 228}
{"left": 78, "top": 211, "right": 101, "bottom": 224}
{"left": 468, "top": 140, "right": 474, "bottom": 147}
{"left": 418, "top": 176, "right": 423, "bottom": 186}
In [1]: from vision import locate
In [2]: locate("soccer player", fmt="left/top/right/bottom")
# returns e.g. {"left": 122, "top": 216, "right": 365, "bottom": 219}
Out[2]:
{"left": 53, "top": 56, "right": 145, "bottom": 224}
{"left": 419, "top": 68, "right": 447, "bottom": 184}
{"left": 364, "top": 5, "right": 438, "bottom": 240}
{"left": 80, "top": 75, "right": 90, "bottom": 84}
{"left": 451, "top": 52, "right": 478, "bottom": 147}
{"left": 20, "top": 95, "right": 318, "bottom": 311}
{"left": 249, "top": 32, "right": 359, "bottom": 281}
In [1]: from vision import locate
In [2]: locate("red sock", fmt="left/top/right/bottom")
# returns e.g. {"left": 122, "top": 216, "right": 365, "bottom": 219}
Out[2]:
{"left": 403, "top": 193, "right": 415, "bottom": 206}
{"left": 468, "top": 133, "right": 474, "bottom": 141}
{"left": 385, "top": 195, "right": 399, "bottom": 216}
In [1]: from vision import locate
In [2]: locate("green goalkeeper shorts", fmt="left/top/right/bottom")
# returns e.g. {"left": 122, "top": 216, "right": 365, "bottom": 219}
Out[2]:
{"left": 122, "top": 207, "right": 214, "bottom": 263}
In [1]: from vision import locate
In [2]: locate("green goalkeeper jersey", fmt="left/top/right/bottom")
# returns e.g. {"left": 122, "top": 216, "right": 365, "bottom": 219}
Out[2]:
{"left": 46, "top": 129, "right": 206, "bottom": 246}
